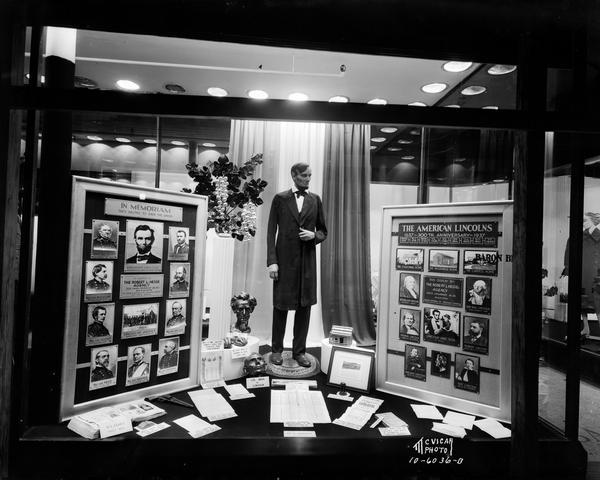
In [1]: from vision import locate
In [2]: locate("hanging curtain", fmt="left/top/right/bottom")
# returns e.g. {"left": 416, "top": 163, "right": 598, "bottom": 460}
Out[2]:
{"left": 321, "top": 123, "right": 376, "bottom": 346}
{"left": 229, "top": 120, "right": 326, "bottom": 347}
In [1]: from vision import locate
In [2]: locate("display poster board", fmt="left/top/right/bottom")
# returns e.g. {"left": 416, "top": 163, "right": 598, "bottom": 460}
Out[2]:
{"left": 60, "top": 177, "right": 207, "bottom": 420}
{"left": 376, "top": 202, "right": 512, "bottom": 421}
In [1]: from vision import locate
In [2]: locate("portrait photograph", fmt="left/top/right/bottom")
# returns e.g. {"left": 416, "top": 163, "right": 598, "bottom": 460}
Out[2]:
{"left": 85, "top": 302, "right": 115, "bottom": 346}
{"left": 169, "top": 262, "right": 191, "bottom": 298}
{"left": 428, "top": 249, "right": 459, "bottom": 274}
{"left": 463, "top": 250, "right": 499, "bottom": 276}
{"left": 395, "top": 248, "right": 424, "bottom": 272}
{"left": 165, "top": 298, "right": 187, "bottom": 336}
{"left": 84, "top": 261, "right": 114, "bottom": 303}
{"left": 90, "top": 219, "right": 119, "bottom": 259}
{"left": 157, "top": 337, "right": 180, "bottom": 376}
{"left": 126, "top": 343, "right": 152, "bottom": 386}
{"left": 422, "top": 307, "right": 461, "bottom": 347}
{"left": 168, "top": 226, "right": 190, "bottom": 261}
{"left": 463, "top": 316, "right": 490, "bottom": 355}
{"left": 398, "top": 272, "right": 420, "bottom": 306}
{"left": 124, "top": 220, "right": 164, "bottom": 273}
{"left": 404, "top": 343, "right": 426, "bottom": 381}
{"left": 121, "top": 302, "right": 159, "bottom": 339}
{"left": 430, "top": 350, "right": 451, "bottom": 379}
{"left": 465, "top": 277, "right": 492, "bottom": 315}
{"left": 454, "top": 353, "right": 480, "bottom": 394}
{"left": 398, "top": 308, "right": 421, "bottom": 342}
{"left": 89, "top": 344, "right": 118, "bottom": 391}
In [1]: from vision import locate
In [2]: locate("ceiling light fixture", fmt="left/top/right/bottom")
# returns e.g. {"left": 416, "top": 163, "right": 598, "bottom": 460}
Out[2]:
{"left": 380, "top": 127, "right": 398, "bottom": 133}
{"left": 444, "top": 104, "right": 461, "bottom": 108}
{"left": 401, "top": 155, "right": 416, "bottom": 160}
{"left": 202, "top": 142, "right": 216, "bottom": 147}
{"left": 87, "top": 135, "right": 103, "bottom": 141}
{"left": 165, "top": 83, "right": 186, "bottom": 93}
{"left": 461, "top": 86, "right": 487, "bottom": 96}
{"left": 488, "top": 64, "right": 517, "bottom": 75}
{"left": 143, "top": 139, "right": 157, "bottom": 144}
{"left": 482, "top": 105, "right": 499, "bottom": 110}
{"left": 442, "top": 61, "right": 473, "bottom": 73}
{"left": 387, "top": 147, "right": 402, "bottom": 152}
{"left": 398, "top": 139, "right": 413, "bottom": 144}
{"left": 207, "top": 87, "right": 228, "bottom": 97}
{"left": 408, "top": 102, "right": 427, "bottom": 107}
{"left": 171, "top": 140, "right": 186, "bottom": 146}
{"left": 328, "top": 95, "right": 349, "bottom": 103}
{"left": 75, "top": 76, "right": 98, "bottom": 89}
{"left": 421, "top": 83, "right": 447, "bottom": 94}
{"left": 370, "top": 146, "right": 377, "bottom": 150}
{"left": 367, "top": 98, "right": 387, "bottom": 105}
{"left": 288, "top": 92, "right": 309, "bottom": 101}
{"left": 409, "top": 129, "right": 421, "bottom": 136}
{"left": 115, "top": 137, "right": 131, "bottom": 143}
{"left": 371, "top": 137, "right": 386, "bottom": 143}
{"left": 248, "top": 89, "right": 268, "bottom": 99}
{"left": 116, "top": 79, "right": 140, "bottom": 91}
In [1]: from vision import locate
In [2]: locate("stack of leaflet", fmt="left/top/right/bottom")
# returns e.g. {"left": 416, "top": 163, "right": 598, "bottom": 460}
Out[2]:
{"left": 333, "top": 396, "right": 384, "bottom": 430}
{"left": 372, "top": 412, "right": 411, "bottom": 436}
{"left": 111, "top": 399, "right": 166, "bottom": 422}
{"left": 473, "top": 418, "right": 511, "bottom": 439}
{"left": 431, "top": 411, "right": 476, "bottom": 438}
{"left": 188, "top": 389, "right": 237, "bottom": 422}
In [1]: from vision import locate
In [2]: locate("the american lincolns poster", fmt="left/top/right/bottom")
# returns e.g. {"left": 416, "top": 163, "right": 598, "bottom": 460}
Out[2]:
{"left": 397, "top": 221, "right": 498, "bottom": 248}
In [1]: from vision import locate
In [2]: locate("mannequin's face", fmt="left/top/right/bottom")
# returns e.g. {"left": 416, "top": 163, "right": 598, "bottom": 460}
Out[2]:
{"left": 292, "top": 167, "right": 312, "bottom": 190}
{"left": 584, "top": 215, "right": 594, "bottom": 230}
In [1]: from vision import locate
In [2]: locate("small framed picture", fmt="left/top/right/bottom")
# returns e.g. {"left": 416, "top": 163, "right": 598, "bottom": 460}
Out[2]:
{"left": 465, "top": 277, "right": 492, "bottom": 314}
{"left": 399, "top": 272, "right": 420, "bottom": 306}
{"left": 84, "top": 261, "right": 114, "bottom": 303}
{"left": 463, "top": 250, "right": 499, "bottom": 276}
{"left": 85, "top": 303, "right": 115, "bottom": 346}
{"left": 327, "top": 346, "right": 375, "bottom": 393}
{"left": 428, "top": 249, "right": 459, "bottom": 274}
{"left": 165, "top": 298, "right": 187, "bottom": 336}
{"left": 404, "top": 344, "right": 427, "bottom": 381}
{"left": 126, "top": 343, "right": 151, "bottom": 387}
{"left": 463, "top": 316, "right": 490, "bottom": 355}
{"left": 90, "top": 219, "right": 119, "bottom": 259}
{"left": 395, "top": 248, "right": 424, "bottom": 272}
{"left": 124, "top": 220, "right": 164, "bottom": 273}
{"left": 423, "top": 307, "right": 461, "bottom": 347}
{"left": 89, "top": 345, "right": 118, "bottom": 391}
{"left": 399, "top": 308, "right": 421, "bottom": 342}
{"left": 169, "top": 262, "right": 191, "bottom": 298}
{"left": 168, "top": 226, "right": 190, "bottom": 261}
{"left": 430, "top": 350, "right": 451, "bottom": 379}
{"left": 455, "top": 353, "right": 480, "bottom": 394}
{"left": 158, "top": 337, "right": 180, "bottom": 376}
{"left": 121, "top": 302, "right": 159, "bottom": 339}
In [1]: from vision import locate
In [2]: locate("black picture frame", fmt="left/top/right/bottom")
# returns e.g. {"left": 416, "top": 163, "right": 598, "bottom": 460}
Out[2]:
{"left": 327, "top": 346, "right": 375, "bottom": 394}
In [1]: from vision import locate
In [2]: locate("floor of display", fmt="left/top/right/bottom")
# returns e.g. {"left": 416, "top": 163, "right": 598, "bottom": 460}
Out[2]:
{"left": 15, "top": 347, "right": 586, "bottom": 479}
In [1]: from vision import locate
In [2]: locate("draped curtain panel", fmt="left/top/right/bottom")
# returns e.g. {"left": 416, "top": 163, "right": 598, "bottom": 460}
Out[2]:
{"left": 229, "top": 120, "right": 326, "bottom": 346}
{"left": 321, "top": 123, "right": 376, "bottom": 346}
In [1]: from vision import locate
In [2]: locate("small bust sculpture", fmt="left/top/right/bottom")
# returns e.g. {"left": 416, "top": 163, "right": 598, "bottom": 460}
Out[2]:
{"left": 230, "top": 291, "right": 257, "bottom": 334}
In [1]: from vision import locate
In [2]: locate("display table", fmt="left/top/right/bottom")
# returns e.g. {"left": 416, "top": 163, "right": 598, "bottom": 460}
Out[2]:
{"left": 223, "top": 335, "right": 260, "bottom": 380}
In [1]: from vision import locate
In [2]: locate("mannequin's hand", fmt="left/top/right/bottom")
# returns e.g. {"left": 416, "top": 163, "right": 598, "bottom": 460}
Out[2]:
{"left": 268, "top": 264, "right": 279, "bottom": 281}
{"left": 299, "top": 228, "right": 315, "bottom": 241}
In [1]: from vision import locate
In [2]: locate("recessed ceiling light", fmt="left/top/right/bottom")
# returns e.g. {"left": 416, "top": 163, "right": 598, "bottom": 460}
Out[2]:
{"left": 202, "top": 142, "right": 216, "bottom": 147}
{"left": 87, "top": 135, "right": 103, "bottom": 141}
{"left": 443, "top": 61, "right": 473, "bottom": 73}
{"left": 171, "top": 140, "right": 186, "bottom": 146}
{"left": 75, "top": 76, "right": 98, "bottom": 89}
{"left": 410, "top": 129, "right": 421, "bottom": 136}
{"left": 371, "top": 137, "right": 386, "bottom": 143}
{"left": 248, "top": 89, "right": 268, "bottom": 99}
{"left": 408, "top": 102, "right": 428, "bottom": 107}
{"left": 387, "top": 147, "right": 402, "bottom": 152}
{"left": 461, "top": 86, "right": 487, "bottom": 96}
{"left": 288, "top": 92, "right": 309, "bottom": 101}
{"left": 370, "top": 146, "right": 377, "bottom": 150}
{"left": 41, "top": 75, "right": 45, "bottom": 84}
{"left": 398, "top": 139, "right": 413, "bottom": 144}
{"left": 165, "top": 83, "right": 186, "bottom": 93}
{"left": 380, "top": 127, "right": 398, "bottom": 133}
{"left": 444, "top": 104, "right": 461, "bottom": 108}
{"left": 115, "top": 137, "right": 131, "bottom": 143}
{"left": 143, "top": 139, "right": 157, "bottom": 144}
{"left": 207, "top": 87, "right": 228, "bottom": 97}
{"left": 367, "top": 98, "right": 387, "bottom": 105}
{"left": 493, "top": 178, "right": 506, "bottom": 183}
{"left": 421, "top": 83, "right": 447, "bottom": 94}
{"left": 488, "top": 64, "right": 517, "bottom": 75}
{"left": 328, "top": 95, "right": 349, "bottom": 103}
{"left": 401, "top": 155, "right": 416, "bottom": 160}
{"left": 482, "top": 105, "right": 499, "bottom": 110}
{"left": 116, "top": 80, "right": 140, "bottom": 91}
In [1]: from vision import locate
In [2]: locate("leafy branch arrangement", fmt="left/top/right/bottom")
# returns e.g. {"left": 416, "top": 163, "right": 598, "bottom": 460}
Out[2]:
{"left": 184, "top": 153, "right": 268, "bottom": 241}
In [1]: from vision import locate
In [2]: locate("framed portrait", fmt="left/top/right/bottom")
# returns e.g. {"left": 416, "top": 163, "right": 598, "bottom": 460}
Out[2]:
{"left": 157, "top": 337, "right": 180, "bottom": 376}
{"left": 84, "top": 261, "right": 114, "bottom": 303}
{"left": 399, "top": 272, "right": 420, "bottom": 306}
{"left": 169, "top": 262, "right": 191, "bottom": 298}
{"left": 327, "top": 346, "right": 375, "bottom": 393}
{"left": 422, "top": 307, "right": 461, "bottom": 347}
{"left": 165, "top": 298, "right": 187, "bottom": 336}
{"left": 395, "top": 248, "right": 424, "bottom": 272}
{"left": 89, "top": 345, "right": 118, "bottom": 391}
{"left": 454, "top": 353, "right": 481, "bottom": 394}
{"left": 430, "top": 350, "right": 451, "bottom": 379}
{"left": 463, "top": 316, "right": 490, "bottom": 355}
{"left": 428, "top": 249, "right": 459, "bottom": 274}
{"left": 121, "top": 302, "right": 159, "bottom": 339}
{"left": 404, "top": 344, "right": 426, "bottom": 381}
{"left": 168, "top": 226, "right": 190, "bottom": 261}
{"left": 90, "top": 219, "right": 119, "bottom": 259}
{"left": 463, "top": 250, "right": 499, "bottom": 276}
{"left": 85, "top": 303, "right": 115, "bottom": 346}
{"left": 125, "top": 343, "right": 152, "bottom": 387}
{"left": 398, "top": 307, "right": 421, "bottom": 342}
{"left": 124, "top": 220, "right": 164, "bottom": 272}
{"left": 465, "top": 276, "right": 492, "bottom": 314}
